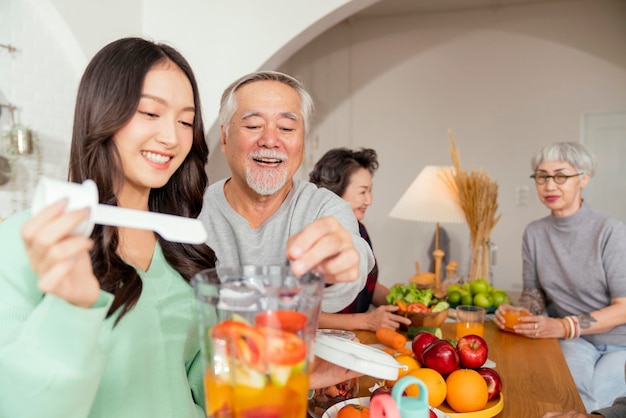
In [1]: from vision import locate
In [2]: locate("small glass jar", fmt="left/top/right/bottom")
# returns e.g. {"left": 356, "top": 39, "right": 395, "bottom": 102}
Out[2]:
{"left": 307, "top": 329, "right": 360, "bottom": 418}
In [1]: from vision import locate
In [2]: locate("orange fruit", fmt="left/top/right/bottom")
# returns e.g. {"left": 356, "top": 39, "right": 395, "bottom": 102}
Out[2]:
{"left": 337, "top": 403, "right": 370, "bottom": 418}
{"left": 445, "top": 369, "right": 489, "bottom": 413}
{"left": 404, "top": 368, "right": 447, "bottom": 408}
{"left": 395, "top": 355, "right": 420, "bottom": 378}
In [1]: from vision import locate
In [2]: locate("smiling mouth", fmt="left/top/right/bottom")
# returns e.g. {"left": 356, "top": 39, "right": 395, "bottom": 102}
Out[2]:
{"left": 253, "top": 157, "right": 283, "bottom": 166}
{"left": 142, "top": 151, "right": 172, "bottom": 164}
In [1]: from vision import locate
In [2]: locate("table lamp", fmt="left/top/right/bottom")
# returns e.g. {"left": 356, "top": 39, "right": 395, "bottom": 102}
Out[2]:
{"left": 389, "top": 166, "right": 466, "bottom": 294}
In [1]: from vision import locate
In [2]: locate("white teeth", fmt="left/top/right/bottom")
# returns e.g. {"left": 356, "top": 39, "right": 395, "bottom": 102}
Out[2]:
{"left": 142, "top": 151, "right": 171, "bottom": 164}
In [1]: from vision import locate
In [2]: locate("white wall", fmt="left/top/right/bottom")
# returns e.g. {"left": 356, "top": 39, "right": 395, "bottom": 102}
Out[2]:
{"left": 1, "top": 0, "right": 625, "bottom": 294}
{"left": 279, "top": 0, "right": 626, "bottom": 292}
{"left": 0, "top": 0, "right": 377, "bottom": 217}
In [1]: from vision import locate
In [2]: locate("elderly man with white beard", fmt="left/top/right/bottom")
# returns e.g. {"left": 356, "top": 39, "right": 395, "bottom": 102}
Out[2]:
{"left": 199, "top": 70, "right": 374, "bottom": 315}
{"left": 198, "top": 70, "right": 374, "bottom": 390}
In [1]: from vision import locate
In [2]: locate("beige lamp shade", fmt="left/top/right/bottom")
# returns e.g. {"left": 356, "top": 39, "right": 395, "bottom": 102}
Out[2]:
{"left": 389, "top": 165, "right": 466, "bottom": 224}
{"left": 390, "top": 165, "right": 466, "bottom": 295}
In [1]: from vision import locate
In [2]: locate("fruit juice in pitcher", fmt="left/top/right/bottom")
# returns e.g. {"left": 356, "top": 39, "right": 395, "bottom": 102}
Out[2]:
{"left": 204, "top": 363, "right": 309, "bottom": 418}
{"left": 192, "top": 265, "right": 323, "bottom": 418}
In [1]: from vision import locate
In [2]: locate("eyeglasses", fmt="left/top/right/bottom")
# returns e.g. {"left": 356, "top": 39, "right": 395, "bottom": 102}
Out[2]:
{"left": 530, "top": 172, "right": 583, "bottom": 185}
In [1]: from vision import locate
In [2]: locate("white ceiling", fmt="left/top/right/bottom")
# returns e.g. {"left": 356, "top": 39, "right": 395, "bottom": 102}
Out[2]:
{"left": 357, "top": 0, "right": 569, "bottom": 16}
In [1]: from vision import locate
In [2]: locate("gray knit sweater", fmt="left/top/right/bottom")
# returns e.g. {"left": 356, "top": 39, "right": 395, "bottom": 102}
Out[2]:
{"left": 594, "top": 396, "right": 626, "bottom": 418}
{"left": 522, "top": 204, "right": 626, "bottom": 345}
{"left": 199, "top": 179, "right": 374, "bottom": 313}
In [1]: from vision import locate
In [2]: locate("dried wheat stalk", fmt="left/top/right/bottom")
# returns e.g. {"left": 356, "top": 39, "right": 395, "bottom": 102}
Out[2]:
{"left": 447, "top": 130, "right": 501, "bottom": 282}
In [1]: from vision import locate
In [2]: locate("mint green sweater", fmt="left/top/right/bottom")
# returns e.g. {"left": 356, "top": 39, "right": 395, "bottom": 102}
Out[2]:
{"left": 0, "top": 211, "right": 205, "bottom": 418}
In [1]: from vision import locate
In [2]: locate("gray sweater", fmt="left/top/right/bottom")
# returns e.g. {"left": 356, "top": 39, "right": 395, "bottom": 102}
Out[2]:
{"left": 594, "top": 396, "right": 626, "bottom": 418}
{"left": 199, "top": 179, "right": 374, "bottom": 313}
{"left": 522, "top": 204, "right": 626, "bottom": 345}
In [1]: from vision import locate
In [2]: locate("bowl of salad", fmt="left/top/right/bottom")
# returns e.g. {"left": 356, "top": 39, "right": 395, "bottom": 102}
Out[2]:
{"left": 387, "top": 284, "right": 450, "bottom": 330}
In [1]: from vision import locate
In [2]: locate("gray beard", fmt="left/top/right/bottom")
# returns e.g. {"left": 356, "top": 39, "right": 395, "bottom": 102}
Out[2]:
{"left": 245, "top": 166, "right": 289, "bottom": 195}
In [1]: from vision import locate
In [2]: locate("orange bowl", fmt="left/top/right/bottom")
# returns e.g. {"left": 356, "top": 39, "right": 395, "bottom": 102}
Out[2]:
{"left": 399, "top": 309, "right": 449, "bottom": 329}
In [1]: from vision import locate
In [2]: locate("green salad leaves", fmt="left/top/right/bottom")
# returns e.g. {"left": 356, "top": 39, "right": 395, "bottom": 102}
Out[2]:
{"left": 386, "top": 284, "right": 449, "bottom": 312}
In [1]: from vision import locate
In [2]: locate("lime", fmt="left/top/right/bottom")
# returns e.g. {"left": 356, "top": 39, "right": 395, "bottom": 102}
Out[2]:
{"left": 469, "top": 279, "right": 490, "bottom": 296}
{"left": 461, "top": 293, "right": 474, "bottom": 306}
{"left": 473, "top": 292, "right": 493, "bottom": 308}
{"left": 447, "top": 290, "right": 462, "bottom": 305}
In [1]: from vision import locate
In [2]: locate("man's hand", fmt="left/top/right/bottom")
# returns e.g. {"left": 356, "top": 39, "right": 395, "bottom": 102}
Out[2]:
{"left": 286, "top": 216, "right": 359, "bottom": 283}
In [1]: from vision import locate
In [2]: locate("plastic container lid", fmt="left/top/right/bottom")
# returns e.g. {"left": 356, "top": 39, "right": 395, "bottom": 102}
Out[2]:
{"left": 314, "top": 334, "right": 407, "bottom": 381}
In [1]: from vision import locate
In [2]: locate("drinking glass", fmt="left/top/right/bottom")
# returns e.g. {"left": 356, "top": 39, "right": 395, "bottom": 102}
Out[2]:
{"left": 455, "top": 305, "right": 486, "bottom": 339}
{"left": 501, "top": 306, "right": 531, "bottom": 331}
{"left": 192, "top": 265, "right": 324, "bottom": 418}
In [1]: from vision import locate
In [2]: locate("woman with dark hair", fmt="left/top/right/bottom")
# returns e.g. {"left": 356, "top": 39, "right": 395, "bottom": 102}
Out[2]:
{"left": 309, "top": 148, "right": 411, "bottom": 331}
{"left": 0, "top": 37, "right": 216, "bottom": 417}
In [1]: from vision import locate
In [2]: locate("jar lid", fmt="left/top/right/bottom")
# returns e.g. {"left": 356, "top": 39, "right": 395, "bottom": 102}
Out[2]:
{"left": 314, "top": 334, "right": 407, "bottom": 381}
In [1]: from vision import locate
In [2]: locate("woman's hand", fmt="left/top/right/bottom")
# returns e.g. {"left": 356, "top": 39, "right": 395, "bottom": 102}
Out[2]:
{"left": 495, "top": 304, "right": 566, "bottom": 339}
{"left": 22, "top": 200, "right": 100, "bottom": 308}
{"left": 363, "top": 305, "right": 412, "bottom": 332}
{"left": 493, "top": 303, "right": 513, "bottom": 329}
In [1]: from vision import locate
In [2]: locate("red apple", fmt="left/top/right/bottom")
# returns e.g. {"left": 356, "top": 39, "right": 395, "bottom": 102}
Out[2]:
{"left": 456, "top": 334, "right": 488, "bottom": 369}
{"left": 429, "top": 409, "right": 437, "bottom": 418}
{"left": 421, "top": 339, "right": 460, "bottom": 375}
{"left": 411, "top": 331, "right": 440, "bottom": 362}
{"left": 476, "top": 367, "right": 502, "bottom": 401}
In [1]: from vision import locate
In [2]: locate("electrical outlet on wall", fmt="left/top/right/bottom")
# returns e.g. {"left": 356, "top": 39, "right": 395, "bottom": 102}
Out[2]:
{"left": 515, "top": 186, "right": 529, "bottom": 206}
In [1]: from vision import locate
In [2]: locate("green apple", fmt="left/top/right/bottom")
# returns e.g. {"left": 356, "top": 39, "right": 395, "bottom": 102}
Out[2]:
{"left": 473, "top": 292, "right": 494, "bottom": 308}
{"left": 469, "top": 279, "right": 490, "bottom": 296}
{"left": 447, "top": 290, "right": 462, "bottom": 305}
{"left": 461, "top": 293, "right": 474, "bottom": 306}
{"left": 491, "top": 290, "right": 510, "bottom": 307}
{"left": 447, "top": 284, "right": 462, "bottom": 295}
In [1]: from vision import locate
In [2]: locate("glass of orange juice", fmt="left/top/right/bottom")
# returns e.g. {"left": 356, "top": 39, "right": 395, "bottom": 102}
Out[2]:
{"left": 502, "top": 306, "right": 531, "bottom": 331}
{"left": 192, "top": 265, "right": 324, "bottom": 418}
{"left": 456, "top": 305, "right": 486, "bottom": 339}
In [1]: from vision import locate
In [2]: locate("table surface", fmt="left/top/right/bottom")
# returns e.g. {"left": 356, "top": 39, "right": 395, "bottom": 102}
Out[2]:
{"left": 355, "top": 320, "right": 586, "bottom": 417}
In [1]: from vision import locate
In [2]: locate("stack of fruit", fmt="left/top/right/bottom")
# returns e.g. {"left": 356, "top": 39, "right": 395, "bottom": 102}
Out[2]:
{"left": 373, "top": 328, "right": 502, "bottom": 414}
{"left": 446, "top": 279, "right": 510, "bottom": 310}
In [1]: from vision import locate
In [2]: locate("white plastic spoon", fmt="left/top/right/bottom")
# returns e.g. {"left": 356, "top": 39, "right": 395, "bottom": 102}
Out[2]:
{"left": 31, "top": 177, "right": 208, "bottom": 244}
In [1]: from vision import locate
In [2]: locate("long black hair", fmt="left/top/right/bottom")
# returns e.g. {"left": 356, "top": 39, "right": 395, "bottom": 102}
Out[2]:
{"left": 68, "top": 37, "right": 216, "bottom": 323}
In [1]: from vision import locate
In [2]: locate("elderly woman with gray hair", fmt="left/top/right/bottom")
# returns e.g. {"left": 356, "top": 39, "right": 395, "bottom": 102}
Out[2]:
{"left": 494, "top": 142, "right": 626, "bottom": 412}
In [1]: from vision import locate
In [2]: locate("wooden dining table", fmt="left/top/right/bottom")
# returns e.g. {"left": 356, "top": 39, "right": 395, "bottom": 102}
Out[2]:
{"left": 354, "top": 320, "right": 586, "bottom": 417}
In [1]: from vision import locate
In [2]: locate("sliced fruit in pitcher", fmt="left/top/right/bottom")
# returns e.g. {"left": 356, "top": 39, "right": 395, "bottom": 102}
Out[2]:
{"left": 234, "top": 363, "right": 267, "bottom": 388}
{"left": 267, "top": 364, "right": 292, "bottom": 387}
{"left": 211, "top": 320, "right": 266, "bottom": 371}
{"left": 254, "top": 310, "right": 308, "bottom": 333}
{"left": 259, "top": 327, "right": 307, "bottom": 366}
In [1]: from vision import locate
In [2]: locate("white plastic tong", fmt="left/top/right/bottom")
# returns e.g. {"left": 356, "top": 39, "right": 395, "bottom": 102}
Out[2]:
{"left": 31, "top": 177, "right": 208, "bottom": 244}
